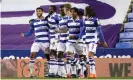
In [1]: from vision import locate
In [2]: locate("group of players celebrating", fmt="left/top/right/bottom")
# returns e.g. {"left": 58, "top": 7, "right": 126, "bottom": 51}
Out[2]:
{"left": 21, "top": 3, "right": 108, "bottom": 79}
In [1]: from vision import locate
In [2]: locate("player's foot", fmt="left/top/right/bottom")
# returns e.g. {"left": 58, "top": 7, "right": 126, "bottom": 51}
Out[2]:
{"left": 88, "top": 73, "right": 97, "bottom": 78}
{"left": 26, "top": 75, "right": 34, "bottom": 78}
{"left": 71, "top": 74, "right": 77, "bottom": 78}
{"left": 66, "top": 74, "right": 71, "bottom": 78}
{"left": 79, "top": 74, "right": 85, "bottom": 78}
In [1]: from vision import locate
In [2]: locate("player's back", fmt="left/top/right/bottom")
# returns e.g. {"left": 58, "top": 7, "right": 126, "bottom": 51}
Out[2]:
{"left": 32, "top": 18, "right": 49, "bottom": 43}
{"left": 84, "top": 17, "right": 99, "bottom": 43}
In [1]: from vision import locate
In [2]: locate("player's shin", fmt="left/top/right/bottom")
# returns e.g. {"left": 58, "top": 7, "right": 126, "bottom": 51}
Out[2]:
{"left": 29, "top": 52, "right": 36, "bottom": 77}
{"left": 71, "top": 54, "right": 78, "bottom": 78}
{"left": 87, "top": 52, "right": 96, "bottom": 78}
{"left": 79, "top": 55, "right": 86, "bottom": 78}
{"left": 57, "top": 51, "right": 66, "bottom": 77}
{"left": 66, "top": 52, "right": 72, "bottom": 78}
{"left": 48, "top": 49, "right": 57, "bottom": 77}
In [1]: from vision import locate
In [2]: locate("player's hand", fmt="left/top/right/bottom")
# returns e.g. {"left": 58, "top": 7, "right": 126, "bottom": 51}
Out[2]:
{"left": 20, "top": 33, "right": 24, "bottom": 37}
{"left": 69, "top": 35, "right": 76, "bottom": 39}
{"left": 103, "top": 42, "right": 108, "bottom": 48}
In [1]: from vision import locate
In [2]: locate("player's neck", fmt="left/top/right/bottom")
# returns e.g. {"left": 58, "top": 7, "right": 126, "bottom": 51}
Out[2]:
{"left": 66, "top": 11, "right": 71, "bottom": 16}
{"left": 38, "top": 16, "right": 44, "bottom": 20}
{"left": 73, "top": 16, "right": 78, "bottom": 20}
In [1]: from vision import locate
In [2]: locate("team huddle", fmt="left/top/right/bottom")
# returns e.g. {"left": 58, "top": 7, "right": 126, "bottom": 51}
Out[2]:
{"left": 21, "top": 3, "right": 108, "bottom": 78}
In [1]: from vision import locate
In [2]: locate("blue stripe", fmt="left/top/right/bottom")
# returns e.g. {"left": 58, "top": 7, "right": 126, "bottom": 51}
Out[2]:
{"left": 68, "top": 26, "right": 80, "bottom": 28}
{"left": 69, "top": 32, "right": 80, "bottom": 34}
{"left": 59, "top": 40, "right": 67, "bottom": 43}
{"left": 49, "top": 36, "right": 55, "bottom": 39}
{"left": 50, "top": 27, "right": 56, "bottom": 29}
{"left": 60, "top": 34, "right": 68, "bottom": 37}
{"left": 58, "top": 64, "right": 65, "bottom": 66}
{"left": 86, "top": 36, "right": 95, "bottom": 39}
{"left": 49, "top": 60, "right": 56, "bottom": 62}
{"left": 86, "top": 30, "right": 96, "bottom": 33}
{"left": 85, "top": 24, "right": 97, "bottom": 27}
{"left": 35, "top": 40, "right": 49, "bottom": 42}
{"left": 85, "top": 41, "right": 96, "bottom": 44}
{"left": 36, "top": 35, "right": 49, "bottom": 38}
{"left": 35, "top": 29, "right": 48, "bottom": 33}
{"left": 89, "top": 64, "right": 95, "bottom": 65}
{"left": 48, "top": 63, "right": 56, "bottom": 65}
{"left": 34, "top": 24, "right": 48, "bottom": 27}
{"left": 48, "top": 21, "right": 57, "bottom": 25}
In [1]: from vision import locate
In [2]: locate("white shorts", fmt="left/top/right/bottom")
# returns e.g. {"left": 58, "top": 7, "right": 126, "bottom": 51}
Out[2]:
{"left": 57, "top": 42, "right": 66, "bottom": 52}
{"left": 85, "top": 43, "right": 97, "bottom": 54}
{"left": 66, "top": 42, "right": 82, "bottom": 54}
{"left": 50, "top": 38, "right": 58, "bottom": 50}
{"left": 78, "top": 43, "right": 87, "bottom": 55}
{"left": 31, "top": 42, "right": 50, "bottom": 54}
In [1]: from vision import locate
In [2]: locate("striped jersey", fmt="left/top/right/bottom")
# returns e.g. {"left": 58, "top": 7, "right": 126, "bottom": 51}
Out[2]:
{"left": 58, "top": 15, "right": 71, "bottom": 43}
{"left": 84, "top": 17, "right": 101, "bottom": 43}
{"left": 67, "top": 17, "right": 83, "bottom": 43}
{"left": 24, "top": 18, "right": 49, "bottom": 43}
{"left": 47, "top": 12, "right": 59, "bottom": 39}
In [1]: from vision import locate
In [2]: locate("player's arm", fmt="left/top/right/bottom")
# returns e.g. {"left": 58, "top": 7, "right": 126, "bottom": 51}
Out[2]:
{"left": 97, "top": 20, "right": 108, "bottom": 48}
{"left": 20, "top": 24, "right": 34, "bottom": 37}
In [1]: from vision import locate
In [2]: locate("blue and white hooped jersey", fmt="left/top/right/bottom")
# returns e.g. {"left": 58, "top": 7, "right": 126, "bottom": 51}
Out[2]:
{"left": 31, "top": 18, "right": 49, "bottom": 43}
{"left": 47, "top": 12, "right": 59, "bottom": 39}
{"left": 58, "top": 15, "right": 71, "bottom": 43}
{"left": 67, "top": 17, "right": 83, "bottom": 43}
{"left": 84, "top": 17, "right": 100, "bottom": 43}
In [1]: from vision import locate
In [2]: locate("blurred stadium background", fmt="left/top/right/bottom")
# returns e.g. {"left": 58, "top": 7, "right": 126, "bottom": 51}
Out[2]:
{"left": 1, "top": 0, "right": 133, "bottom": 79}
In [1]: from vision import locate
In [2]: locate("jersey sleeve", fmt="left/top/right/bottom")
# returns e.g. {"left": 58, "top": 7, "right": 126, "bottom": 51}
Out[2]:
{"left": 24, "top": 23, "right": 34, "bottom": 37}
{"left": 76, "top": 19, "right": 85, "bottom": 39}
{"left": 96, "top": 19, "right": 105, "bottom": 42}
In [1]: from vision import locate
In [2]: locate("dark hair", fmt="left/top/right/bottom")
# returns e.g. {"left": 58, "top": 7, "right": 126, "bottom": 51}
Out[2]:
{"left": 60, "top": 5, "right": 64, "bottom": 8}
{"left": 78, "top": 9, "right": 84, "bottom": 16}
{"left": 50, "top": 5, "right": 57, "bottom": 11}
{"left": 36, "top": 7, "right": 44, "bottom": 11}
{"left": 85, "top": 6, "right": 96, "bottom": 17}
{"left": 70, "top": 7, "right": 79, "bottom": 14}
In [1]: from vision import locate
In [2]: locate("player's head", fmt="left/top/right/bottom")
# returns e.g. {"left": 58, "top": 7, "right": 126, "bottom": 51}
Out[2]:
{"left": 63, "top": 3, "right": 72, "bottom": 14}
{"left": 36, "top": 7, "right": 44, "bottom": 18}
{"left": 60, "top": 5, "right": 65, "bottom": 16}
{"left": 49, "top": 5, "right": 57, "bottom": 14}
{"left": 85, "top": 6, "right": 96, "bottom": 17}
{"left": 78, "top": 9, "right": 84, "bottom": 19}
{"left": 70, "top": 7, "right": 79, "bottom": 18}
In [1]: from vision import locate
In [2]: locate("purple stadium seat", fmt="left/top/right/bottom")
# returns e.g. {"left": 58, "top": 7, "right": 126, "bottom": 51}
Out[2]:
{"left": 128, "top": 13, "right": 133, "bottom": 22}
{"left": 115, "top": 42, "right": 133, "bottom": 48}
{"left": 124, "top": 22, "right": 133, "bottom": 32}
{"left": 119, "top": 32, "right": 133, "bottom": 42}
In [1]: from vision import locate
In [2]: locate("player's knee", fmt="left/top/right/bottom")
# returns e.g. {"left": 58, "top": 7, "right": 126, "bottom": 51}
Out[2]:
{"left": 50, "top": 49, "right": 57, "bottom": 57}
{"left": 88, "top": 51, "right": 94, "bottom": 57}
{"left": 66, "top": 51, "right": 73, "bottom": 55}
{"left": 57, "top": 51, "right": 64, "bottom": 58}
{"left": 30, "top": 52, "right": 36, "bottom": 58}
{"left": 79, "top": 55, "right": 86, "bottom": 61}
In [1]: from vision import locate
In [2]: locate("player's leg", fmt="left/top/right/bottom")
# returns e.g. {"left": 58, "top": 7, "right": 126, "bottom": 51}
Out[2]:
{"left": 86, "top": 43, "right": 97, "bottom": 78}
{"left": 57, "top": 42, "right": 66, "bottom": 77}
{"left": 76, "top": 43, "right": 87, "bottom": 78}
{"left": 49, "top": 39, "right": 58, "bottom": 77}
{"left": 65, "top": 42, "right": 75, "bottom": 78}
{"left": 29, "top": 42, "right": 40, "bottom": 77}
